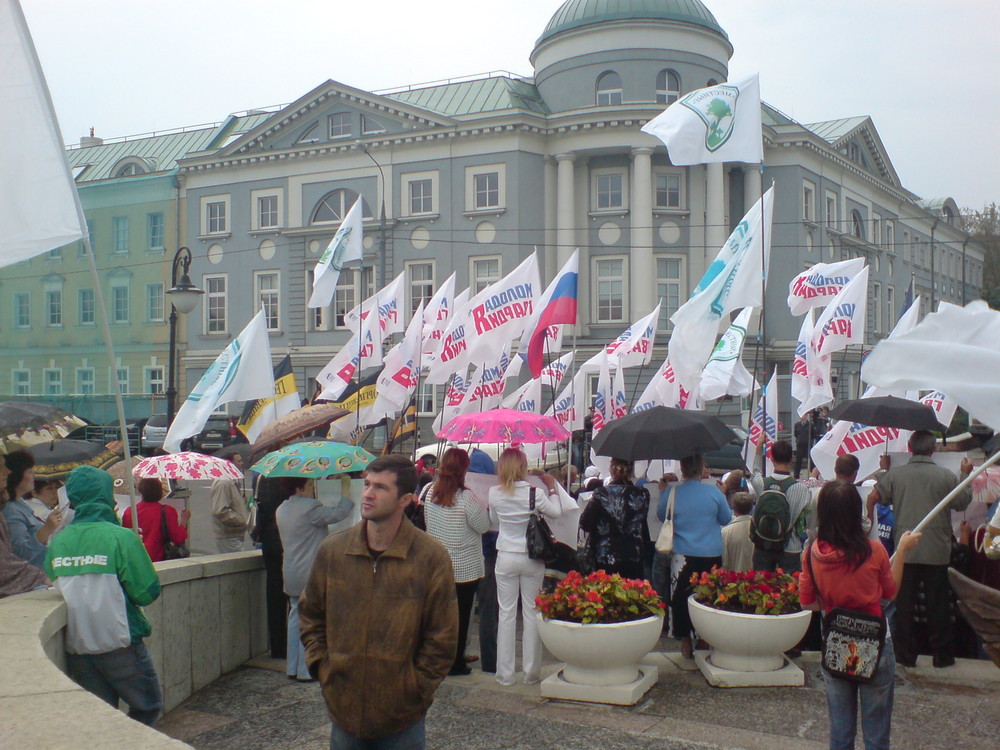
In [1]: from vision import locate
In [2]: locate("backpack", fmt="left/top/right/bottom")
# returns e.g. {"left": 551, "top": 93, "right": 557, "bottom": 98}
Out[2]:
{"left": 749, "top": 476, "right": 797, "bottom": 552}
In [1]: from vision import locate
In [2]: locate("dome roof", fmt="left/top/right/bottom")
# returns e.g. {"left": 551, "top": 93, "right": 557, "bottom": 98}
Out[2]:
{"left": 537, "top": 0, "right": 728, "bottom": 44}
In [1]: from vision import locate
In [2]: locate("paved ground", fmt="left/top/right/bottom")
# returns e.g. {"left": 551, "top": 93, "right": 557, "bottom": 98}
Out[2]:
{"left": 157, "top": 635, "right": 1000, "bottom": 750}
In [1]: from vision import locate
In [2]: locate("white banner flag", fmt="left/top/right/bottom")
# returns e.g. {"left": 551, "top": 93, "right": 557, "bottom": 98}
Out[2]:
{"left": 920, "top": 390, "right": 958, "bottom": 429}
{"left": 539, "top": 351, "right": 574, "bottom": 391}
{"left": 1, "top": 0, "right": 86, "bottom": 267}
{"left": 315, "top": 313, "right": 384, "bottom": 401}
{"left": 432, "top": 348, "right": 511, "bottom": 433}
{"left": 787, "top": 258, "right": 867, "bottom": 316}
{"left": 308, "top": 198, "right": 364, "bottom": 308}
{"left": 503, "top": 378, "right": 543, "bottom": 414}
{"left": 548, "top": 380, "right": 582, "bottom": 432}
{"left": 670, "top": 187, "right": 774, "bottom": 390}
{"left": 421, "top": 273, "right": 457, "bottom": 356}
{"left": 641, "top": 74, "right": 763, "bottom": 166}
{"left": 372, "top": 301, "right": 424, "bottom": 417}
{"left": 603, "top": 304, "right": 661, "bottom": 369}
{"left": 791, "top": 310, "right": 834, "bottom": 418}
{"left": 700, "top": 307, "right": 757, "bottom": 401}
{"left": 812, "top": 266, "right": 869, "bottom": 357}
{"left": 164, "top": 309, "right": 275, "bottom": 452}
{"left": 345, "top": 271, "right": 406, "bottom": 340}
{"left": 591, "top": 354, "right": 612, "bottom": 436}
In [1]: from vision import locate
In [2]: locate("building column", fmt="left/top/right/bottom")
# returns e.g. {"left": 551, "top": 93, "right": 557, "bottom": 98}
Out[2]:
{"left": 630, "top": 147, "right": 655, "bottom": 317}
{"left": 744, "top": 164, "right": 762, "bottom": 214}
{"left": 555, "top": 153, "right": 577, "bottom": 271}
{"left": 706, "top": 162, "right": 726, "bottom": 261}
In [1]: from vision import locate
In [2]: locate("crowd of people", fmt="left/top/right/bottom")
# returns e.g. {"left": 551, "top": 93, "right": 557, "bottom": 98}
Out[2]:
{"left": 1, "top": 423, "right": 998, "bottom": 750}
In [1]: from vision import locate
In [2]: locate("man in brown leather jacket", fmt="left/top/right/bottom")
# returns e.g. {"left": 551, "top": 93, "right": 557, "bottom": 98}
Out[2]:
{"left": 299, "top": 454, "right": 457, "bottom": 748}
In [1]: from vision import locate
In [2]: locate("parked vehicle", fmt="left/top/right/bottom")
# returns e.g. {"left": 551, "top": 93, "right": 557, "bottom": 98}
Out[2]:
{"left": 188, "top": 415, "right": 246, "bottom": 454}
{"left": 141, "top": 414, "right": 168, "bottom": 455}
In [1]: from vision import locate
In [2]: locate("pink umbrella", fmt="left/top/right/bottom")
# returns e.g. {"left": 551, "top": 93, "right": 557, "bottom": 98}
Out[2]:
{"left": 132, "top": 452, "right": 242, "bottom": 482}
{"left": 437, "top": 409, "right": 571, "bottom": 445}
{"left": 972, "top": 466, "right": 1000, "bottom": 505}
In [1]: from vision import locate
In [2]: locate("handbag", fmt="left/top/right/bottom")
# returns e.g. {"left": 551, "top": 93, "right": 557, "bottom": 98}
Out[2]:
{"left": 161, "top": 504, "right": 190, "bottom": 560}
{"left": 806, "top": 544, "right": 885, "bottom": 683}
{"left": 526, "top": 487, "right": 559, "bottom": 562}
{"left": 655, "top": 486, "right": 675, "bottom": 554}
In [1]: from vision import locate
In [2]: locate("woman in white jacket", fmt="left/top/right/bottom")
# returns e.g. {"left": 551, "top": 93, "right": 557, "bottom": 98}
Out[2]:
{"left": 488, "top": 448, "right": 560, "bottom": 686}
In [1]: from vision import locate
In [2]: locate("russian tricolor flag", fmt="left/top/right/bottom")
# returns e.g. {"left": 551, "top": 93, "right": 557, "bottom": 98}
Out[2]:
{"left": 522, "top": 250, "right": 579, "bottom": 377}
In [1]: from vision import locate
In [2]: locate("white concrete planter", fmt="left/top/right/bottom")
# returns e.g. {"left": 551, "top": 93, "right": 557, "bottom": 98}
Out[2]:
{"left": 688, "top": 596, "right": 811, "bottom": 673}
{"left": 536, "top": 613, "right": 663, "bottom": 686}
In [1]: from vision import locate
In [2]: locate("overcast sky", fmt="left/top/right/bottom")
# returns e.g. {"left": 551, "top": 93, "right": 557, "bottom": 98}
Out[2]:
{"left": 22, "top": 0, "right": 999, "bottom": 212}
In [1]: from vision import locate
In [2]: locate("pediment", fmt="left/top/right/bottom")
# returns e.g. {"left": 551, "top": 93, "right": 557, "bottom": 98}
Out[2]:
{"left": 218, "top": 80, "right": 456, "bottom": 156}
{"left": 807, "top": 116, "right": 901, "bottom": 188}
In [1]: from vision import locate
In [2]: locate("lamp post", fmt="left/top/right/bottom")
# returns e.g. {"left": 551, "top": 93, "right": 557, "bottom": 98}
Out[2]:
{"left": 356, "top": 140, "right": 387, "bottom": 289}
{"left": 165, "top": 247, "right": 204, "bottom": 429}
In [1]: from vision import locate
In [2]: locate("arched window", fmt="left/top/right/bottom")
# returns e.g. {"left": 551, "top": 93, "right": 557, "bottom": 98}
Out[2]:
{"left": 596, "top": 71, "right": 622, "bottom": 106}
{"left": 707, "top": 78, "right": 719, "bottom": 87}
{"left": 851, "top": 210, "right": 866, "bottom": 240}
{"left": 311, "top": 189, "right": 371, "bottom": 224}
{"left": 943, "top": 205, "right": 955, "bottom": 226}
{"left": 115, "top": 163, "right": 144, "bottom": 177}
{"left": 655, "top": 69, "right": 681, "bottom": 105}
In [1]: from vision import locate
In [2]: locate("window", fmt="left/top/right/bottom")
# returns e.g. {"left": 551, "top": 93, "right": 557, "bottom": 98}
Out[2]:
{"left": 45, "top": 289, "right": 62, "bottom": 326}
{"left": 328, "top": 112, "right": 351, "bottom": 138}
{"left": 851, "top": 210, "right": 865, "bottom": 240}
{"left": 112, "top": 216, "right": 129, "bottom": 253}
{"left": 333, "top": 267, "right": 374, "bottom": 328}
{"left": 115, "top": 367, "right": 129, "bottom": 395}
{"left": 902, "top": 230, "right": 911, "bottom": 262}
{"left": 208, "top": 202, "right": 226, "bottom": 233}
{"left": 296, "top": 122, "right": 320, "bottom": 145}
{"left": 114, "top": 163, "right": 144, "bottom": 178}
{"left": 14, "top": 292, "right": 30, "bottom": 329}
{"left": 886, "top": 286, "right": 895, "bottom": 326}
{"left": 76, "top": 368, "right": 95, "bottom": 395}
{"left": 656, "top": 256, "right": 685, "bottom": 330}
{"left": 111, "top": 284, "right": 129, "bottom": 323}
{"left": 147, "top": 212, "right": 164, "bottom": 250}
{"left": 48, "top": 246, "right": 62, "bottom": 260}
{"left": 596, "top": 71, "right": 622, "bottom": 106}
{"left": 654, "top": 172, "right": 682, "bottom": 209}
{"left": 200, "top": 194, "right": 231, "bottom": 235}
{"left": 255, "top": 272, "right": 280, "bottom": 331}
{"left": 416, "top": 382, "right": 438, "bottom": 416}
{"left": 885, "top": 221, "right": 894, "bottom": 253}
{"left": 361, "top": 115, "right": 386, "bottom": 135}
{"left": 145, "top": 367, "right": 164, "bottom": 395}
{"left": 44, "top": 369, "right": 62, "bottom": 396}
{"left": 311, "top": 189, "right": 370, "bottom": 224}
{"left": 825, "top": 194, "right": 837, "bottom": 228}
{"left": 78, "top": 288, "right": 95, "bottom": 325}
{"left": 146, "top": 283, "right": 164, "bottom": 322}
{"left": 409, "top": 179, "right": 433, "bottom": 215}
{"left": 846, "top": 141, "right": 861, "bottom": 163}
{"left": 655, "top": 69, "right": 681, "bottom": 105}
{"left": 204, "top": 274, "right": 228, "bottom": 333}
{"left": 407, "top": 262, "right": 434, "bottom": 315}
{"left": 943, "top": 205, "right": 955, "bottom": 226}
{"left": 471, "top": 256, "right": 502, "bottom": 293}
{"left": 595, "top": 172, "right": 624, "bottom": 210}
{"left": 593, "top": 257, "right": 627, "bottom": 323}
{"left": 78, "top": 219, "right": 94, "bottom": 257}
{"left": 871, "top": 282, "right": 882, "bottom": 335}
{"left": 872, "top": 214, "right": 883, "bottom": 247}
{"left": 803, "top": 182, "right": 815, "bottom": 221}
{"left": 473, "top": 172, "right": 500, "bottom": 209}
{"left": 12, "top": 370, "right": 30, "bottom": 396}
{"left": 258, "top": 195, "right": 278, "bottom": 228}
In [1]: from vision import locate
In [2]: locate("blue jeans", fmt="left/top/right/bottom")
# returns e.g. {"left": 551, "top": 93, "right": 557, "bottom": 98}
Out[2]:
{"left": 824, "top": 637, "right": 895, "bottom": 750}
{"left": 477, "top": 553, "right": 498, "bottom": 673}
{"left": 330, "top": 717, "right": 425, "bottom": 750}
{"left": 67, "top": 641, "right": 163, "bottom": 725}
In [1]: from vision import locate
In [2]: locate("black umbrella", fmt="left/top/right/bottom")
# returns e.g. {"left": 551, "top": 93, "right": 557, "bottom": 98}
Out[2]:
{"left": 26, "top": 439, "right": 123, "bottom": 482}
{"left": 591, "top": 406, "right": 739, "bottom": 461}
{"left": 0, "top": 401, "right": 87, "bottom": 453}
{"left": 827, "top": 396, "right": 943, "bottom": 431}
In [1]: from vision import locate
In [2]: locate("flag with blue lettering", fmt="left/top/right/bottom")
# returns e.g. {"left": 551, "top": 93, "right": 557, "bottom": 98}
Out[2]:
{"left": 787, "top": 258, "right": 866, "bottom": 316}
{"left": 811, "top": 266, "right": 869, "bottom": 356}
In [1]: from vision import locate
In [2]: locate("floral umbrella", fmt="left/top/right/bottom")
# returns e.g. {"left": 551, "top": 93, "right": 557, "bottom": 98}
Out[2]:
{"left": 250, "top": 441, "right": 375, "bottom": 478}
{"left": 249, "top": 404, "right": 352, "bottom": 460}
{"left": 436, "top": 409, "right": 571, "bottom": 445}
{"left": 132, "top": 452, "right": 243, "bottom": 481}
{"left": 106, "top": 457, "right": 169, "bottom": 495}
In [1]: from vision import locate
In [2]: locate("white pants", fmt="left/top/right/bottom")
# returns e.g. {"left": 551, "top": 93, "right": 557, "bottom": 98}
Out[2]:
{"left": 215, "top": 536, "right": 244, "bottom": 553}
{"left": 495, "top": 550, "right": 545, "bottom": 685}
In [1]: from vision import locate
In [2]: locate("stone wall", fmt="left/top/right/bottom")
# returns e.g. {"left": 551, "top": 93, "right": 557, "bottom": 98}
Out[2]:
{"left": 0, "top": 551, "right": 267, "bottom": 748}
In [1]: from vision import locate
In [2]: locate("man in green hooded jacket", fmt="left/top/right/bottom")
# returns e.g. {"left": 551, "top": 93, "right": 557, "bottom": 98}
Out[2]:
{"left": 45, "top": 465, "right": 163, "bottom": 725}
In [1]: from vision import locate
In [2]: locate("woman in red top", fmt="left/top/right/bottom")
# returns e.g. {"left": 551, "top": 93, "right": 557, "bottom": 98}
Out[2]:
{"left": 122, "top": 479, "right": 190, "bottom": 562}
{"left": 799, "top": 479, "right": 921, "bottom": 750}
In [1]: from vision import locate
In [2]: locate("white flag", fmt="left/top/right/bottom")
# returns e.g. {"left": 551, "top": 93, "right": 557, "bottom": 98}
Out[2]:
{"left": 503, "top": 378, "right": 542, "bottom": 414}
{"left": 345, "top": 271, "right": 406, "bottom": 340}
{"left": 791, "top": 310, "right": 834, "bottom": 418}
{"left": 0, "top": 0, "right": 86, "bottom": 267}
{"left": 787, "top": 258, "right": 867, "bottom": 316}
{"left": 421, "top": 274, "right": 457, "bottom": 356}
{"left": 641, "top": 74, "right": 763, "bottom": 166}
{"left": 308, "top": 198, "right": 364, "bottom": 308}
{"left": 670, "top": 187, "right": 774, "bottom": 390}
{"left": 539, "top": 351, "right": 574, "bottom": 390}
{"left": 862, "top": 300, "right": 1000, "bottom": 430}
{"left": 164, "top": 309, "right": 275, "bottom": 452}
{"left": 592, "top": 355, "right": 612, "bottom": 436}
{"left": 743, "top": 367, "right": 779, "bottom": 473}
{"left": 920, "top": 390, "right": 958, "bottom": 430}
{"left": 700, "top": 307, "right": 757, "bottom": 401}
{"left": 611, "top": 362, "right": 628, "bottom": 422}
{"left": 812, "top": 266, "right": 869, "bottom": 357}
{"left": 372, "top": 302, "right": 424, "bottom": 417}
{"left": 548, "top": 380, "right": 581, "bottom": 432}
{"left": 602, "top": 304, "right": 661, "bottom": 369}
{"left": 432, "top": 348, "right": 511, "bottom": 433}
{"left": 315, "top": 312, "right": 383, "bottom": 401}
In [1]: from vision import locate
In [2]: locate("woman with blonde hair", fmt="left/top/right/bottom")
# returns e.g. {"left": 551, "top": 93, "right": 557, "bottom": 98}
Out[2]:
{"left": 423, "top": 447, "right": 490, "bottom": 675}
{"left": 488, "top": 447, "right": 560, "bottom": 686}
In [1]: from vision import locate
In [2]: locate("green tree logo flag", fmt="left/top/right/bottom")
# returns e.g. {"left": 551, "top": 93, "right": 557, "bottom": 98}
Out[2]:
{"left": 680, "top": 84, "right": 741, "bottom": 152}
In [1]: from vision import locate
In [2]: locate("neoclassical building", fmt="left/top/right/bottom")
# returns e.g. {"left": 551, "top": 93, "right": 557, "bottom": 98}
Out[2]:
{"left": 2, "top": 0, "right": 984, "bottom": 437}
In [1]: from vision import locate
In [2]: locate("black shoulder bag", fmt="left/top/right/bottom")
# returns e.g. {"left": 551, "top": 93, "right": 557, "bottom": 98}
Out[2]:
{"left": 161, "top": 504, "right": 190, "bottom": 560}
{"left": 807, "top": 544, "right": 886, "bottom": 683}
{"left": 526, "top": 487, "right": 559, "bottom": 562}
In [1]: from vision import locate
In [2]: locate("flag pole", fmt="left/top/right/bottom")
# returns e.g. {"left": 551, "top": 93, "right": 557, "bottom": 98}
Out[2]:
{"left": 566, "top": 327, "right": 578, "bottom": 488}
{"left": 543, "top": 334, "right": 563, "bottom": 472}
{"left": 413, "top": 343, "right": 423, "bottom": 462}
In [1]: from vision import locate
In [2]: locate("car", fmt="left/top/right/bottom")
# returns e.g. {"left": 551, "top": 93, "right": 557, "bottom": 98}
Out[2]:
{"left": 188, "top": 415, "right": 247, "bottom": 454}
{"left": 141, "top": 414, "right": 168, "bottom": 455}
{"left": 704, "top": 426, "right": 750, "bottom": 474}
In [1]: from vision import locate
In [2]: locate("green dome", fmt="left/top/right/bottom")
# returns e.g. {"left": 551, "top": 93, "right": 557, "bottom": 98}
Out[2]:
{"left": 538, "top": 0, "right": 728, "bottom": 44}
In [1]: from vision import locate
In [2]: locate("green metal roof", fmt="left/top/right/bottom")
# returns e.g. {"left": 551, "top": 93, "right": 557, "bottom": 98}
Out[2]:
{"left": 387, "top": 76, "right": 549, "bottom": 117}
{"left": 806, "top": 116, "right": 869, "bottom": 145}
{"left": 538, "top": 0, "right": 728, "bottom": 44}
{"left": 66, "top": 127, "right": 216, "bottom": 183}
{"left": 762, "top": 103, "right": 799, "bottom": 128}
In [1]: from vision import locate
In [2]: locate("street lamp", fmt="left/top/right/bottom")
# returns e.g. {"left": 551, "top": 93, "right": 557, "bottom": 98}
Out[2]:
{"left": 355, "top": 140, "right": 387, "bottom": 289}
{"left": 165, "top": 246, "right": 204, "bottom": 428}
